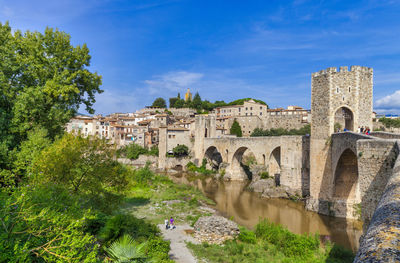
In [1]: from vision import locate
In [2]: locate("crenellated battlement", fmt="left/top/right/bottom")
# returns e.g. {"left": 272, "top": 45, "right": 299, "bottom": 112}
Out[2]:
{"left": 312, "top": 66, "right": 373, "bottom": 77}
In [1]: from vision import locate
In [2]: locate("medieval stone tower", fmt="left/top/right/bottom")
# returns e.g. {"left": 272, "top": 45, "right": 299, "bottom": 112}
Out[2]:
{"left": 194, "top": 115, "right": 216, "bottom": 164}
{"left": 308, "top": 66, "right": 373, "bottom": 212}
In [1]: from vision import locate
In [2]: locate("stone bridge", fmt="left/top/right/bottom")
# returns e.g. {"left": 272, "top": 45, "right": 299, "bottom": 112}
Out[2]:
{"left": 194, "top": 133, "right": 310, "bottom": 196}
{"left": 308, "top": 131, "right": 400, "bottom": 222}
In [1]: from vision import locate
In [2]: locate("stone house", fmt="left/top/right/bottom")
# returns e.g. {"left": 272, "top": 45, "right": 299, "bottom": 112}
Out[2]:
{"left": 166, "top": 126, "right": 192, "bottom": 152}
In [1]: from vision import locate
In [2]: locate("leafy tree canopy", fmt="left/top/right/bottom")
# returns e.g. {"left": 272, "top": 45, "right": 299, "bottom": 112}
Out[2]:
{"left": 0, "top": 22, "right": 102, "bottom": 168}
{"left": 151, "top": 97, "right": 167, "bottom": 108}
{"left": 227, "top": 98, "right": 268, "bottom": 107}
{"left": 379, "top": 117, "right": 400, "bottom": 128}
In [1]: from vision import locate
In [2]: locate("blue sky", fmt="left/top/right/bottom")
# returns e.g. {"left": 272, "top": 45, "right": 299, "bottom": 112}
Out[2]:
{"left": 1, "top": 0, "right": 400, "bottom": 114}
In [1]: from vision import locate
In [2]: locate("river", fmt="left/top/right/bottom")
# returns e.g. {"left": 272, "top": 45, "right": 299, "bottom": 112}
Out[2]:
{"left": 169, "top": 173, "right": 363, "bottom": 252}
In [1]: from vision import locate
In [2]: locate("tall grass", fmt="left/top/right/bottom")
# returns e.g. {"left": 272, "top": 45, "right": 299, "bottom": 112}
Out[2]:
{"left": 188, "top": 219, "right": 354, "bottom": 263}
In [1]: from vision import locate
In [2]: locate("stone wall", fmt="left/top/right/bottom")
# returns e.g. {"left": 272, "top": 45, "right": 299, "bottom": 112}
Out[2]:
{"left": 263, "top": 114, "right": 307, "bottom": 131}
{"left": 355, "top": 142, "right": 400, "bottom": 262}
{"left": 370, "top": 131, "right": 400, "bottom": 139}
{"left": 118, "top": 155, "right": 158, "bottom": 168}
{"left": 163, "top": 157, "right": 192, "bottom": 171}
{"left": 357, "top": 139, "right": 399, "bottom": 226}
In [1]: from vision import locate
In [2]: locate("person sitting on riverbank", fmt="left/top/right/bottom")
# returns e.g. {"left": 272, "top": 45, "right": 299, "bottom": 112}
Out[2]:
{"left": 170, "top": 217, "right": 176, "bottom": 229}
{"left": 165, "top": 219, "right": 170, "bottom": 229}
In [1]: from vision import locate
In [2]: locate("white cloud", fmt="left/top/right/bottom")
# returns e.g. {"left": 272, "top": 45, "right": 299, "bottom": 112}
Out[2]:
{"left": 144, "top": 71, "right": 203, "bottom": 94}
{"left": 88, "top": 89, "right": 139, "bottom": 115}
{"left": 375, "top": 90, "right": 400, "bottom": 112}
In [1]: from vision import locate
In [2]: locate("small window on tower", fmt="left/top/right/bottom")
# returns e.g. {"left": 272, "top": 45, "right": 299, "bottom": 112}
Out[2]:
{"left": 343, "top": 97, "right": 345, "bottom": 101}
{"left": 349, "top": 87, "right": 351, "bottom": 92}
{"left": 336, "top": 87, "right": 339, "bottom": 93}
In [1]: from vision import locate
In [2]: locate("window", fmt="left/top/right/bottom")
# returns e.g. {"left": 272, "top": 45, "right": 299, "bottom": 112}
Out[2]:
{"left": 250, "top": 113, "right": 253, "bottom": 116}
{"left": 343, "top": 97, "right": 345, "bottom": 101}
{"left": 336, "top": 87, "right": 339, "bottom": 93}
{"left": 245, "top": 107, "right": 248, "bottom": 110}
{"left": 239, "top": 108, "right": 241, "bottom": 112}
{"left": 349, "top": 87, "right": 351, "bottom": 92}
{"left": 246, "top": 113, "right": 248, "bottom": 116}
{"left": 260, "top": 106, "right": 262, "bottom": 110}
{"left": 250, "top": 107, "right": 253, "bottom": 110}
{"left": 168, "top": 135, "right": 172, "bottom": 138}
{"left": 260, "top": 112, "right": 262, "bottom": 116}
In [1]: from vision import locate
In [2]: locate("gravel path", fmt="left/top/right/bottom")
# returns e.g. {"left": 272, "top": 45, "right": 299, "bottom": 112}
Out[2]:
{"left": 158, "top": 223, "right": 199, "bottom": 263}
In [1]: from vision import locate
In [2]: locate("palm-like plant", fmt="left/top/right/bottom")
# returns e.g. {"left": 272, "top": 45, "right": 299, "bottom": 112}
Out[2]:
{"left": 105, "top": 234, "right": 148, "bottom": 263}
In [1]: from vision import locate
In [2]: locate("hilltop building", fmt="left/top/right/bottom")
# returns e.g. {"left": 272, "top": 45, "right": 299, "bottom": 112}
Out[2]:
{"left": 184, "top": 88, "right": 192, "bottom": 101}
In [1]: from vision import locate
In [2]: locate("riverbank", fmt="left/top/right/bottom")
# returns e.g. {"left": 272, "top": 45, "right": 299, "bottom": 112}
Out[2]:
{"left": 122, "top": 168, "right": 355, "bottom": 262}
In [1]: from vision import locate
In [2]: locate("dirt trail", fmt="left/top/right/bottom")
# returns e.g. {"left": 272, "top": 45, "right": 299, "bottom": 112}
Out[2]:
{"left": 158, "top": 223, "right": 199, "bottom": 263}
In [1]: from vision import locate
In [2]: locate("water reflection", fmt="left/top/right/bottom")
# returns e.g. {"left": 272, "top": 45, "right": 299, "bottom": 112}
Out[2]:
{"left": 170, "top": 173, "right": 362, "bottom": 252}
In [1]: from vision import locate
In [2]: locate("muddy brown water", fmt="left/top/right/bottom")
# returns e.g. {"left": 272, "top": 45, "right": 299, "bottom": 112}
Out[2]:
{"left": 169, "top": 173, "right": 363, "bottom": 252}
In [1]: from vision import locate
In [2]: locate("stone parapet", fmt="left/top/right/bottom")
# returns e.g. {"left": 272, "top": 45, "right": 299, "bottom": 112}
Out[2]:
{"left": 355, "top": 141, "right": 400, "bottom": 262}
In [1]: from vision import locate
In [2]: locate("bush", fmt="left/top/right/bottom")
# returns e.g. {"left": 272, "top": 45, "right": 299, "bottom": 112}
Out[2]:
{"left": 251, "top": 124, "right": 310, "bottom": 137}
{"left": 145, "top": 237, "right": 172, "bottom": 261}
{"left": 328, "top": 243, "right": 354, "bottom": 262}
{"left": 99, "top": 213, "right": 159, "bottom": 245}
{"left": 254, "top": 219, "right": 319, "bottom": 258}
{"left": 185, "top": 161, "right": 215, "bottom": 175}
{"left": 172, "top": 144, "right": 189, "bottom": 157}
{"left": 134, "top": 163, "right": 155, "bottom": 184}
{"left": 238, "top": 227, "right": 257, "bottom": 244}
{"left": 118, "top": 144, "right": 159, "bottom": 160}
{"left": 260, "top": 171, "right": 270, "bottom": 179}
{"left": 83, "top": 212, "right": 108, "bottom": 235}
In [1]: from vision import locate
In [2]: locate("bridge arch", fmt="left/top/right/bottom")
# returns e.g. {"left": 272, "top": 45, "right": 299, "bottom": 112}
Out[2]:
{"left": 204, "top": 146, "right": 223, "bottom": 170}
{"left": 268, "top": 146, "right": 281, "bottom": 180}
{"left": 231, "top": 146, "right": 257, "bottom": 180}
{"left": 333, "top": 148, "right": 358, "bottom": 201}
{"left": 334, "top": 106, "right": 354, "bottom": 132}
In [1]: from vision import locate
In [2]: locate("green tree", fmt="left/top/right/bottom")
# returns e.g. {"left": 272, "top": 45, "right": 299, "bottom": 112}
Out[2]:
{"left": 174, "top": 99, "right": 185, "bottom": 108}
{"left": 152, "top": 97, "right": 167, "bottom": 108}
{"left": 230, "top": 119, "right": 242, "bottom": 137}
{"left": 32, "top": 133, "right": 128, "bottom": 211}
{"left": 169, "top": 97, "right": 179, "bottom": 108}
{"left": 0, "top": 23, "right": 102, "bottom": 178}
{"left": 191, "top": 92, "right": 202, "bottom": 110}
{"left": 0, "top": 23, "right": 102, "bottom": 144}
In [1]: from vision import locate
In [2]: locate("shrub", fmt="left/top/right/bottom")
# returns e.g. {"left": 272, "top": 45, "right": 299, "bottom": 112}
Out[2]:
{"left": 145, "top": 237, "right": 171, "bottom": 261}
{"left": 83, "top": 212, "right": 108, "bottom": 235}
{"left": 260, "top": 171, "right": 270, "bottom": 179}
{"left": 238, "top": 227, "right": 257, "bottom": 244}
{"left": 134, "top": 163, "right": 155, "bottom": 184}
{"left": 105, "top": 234, "right": 148, "bottom": 263}
{"left": 172, "top": 144, "right": 189, "bottom": 157}
{"left": 251, "top": 124, "right": 311, "bottom": 137}
{"left": 99, "top": 213, "right": 159, "bottom": 245}
{"left": 126, "top": 143, "right": 148, "bottom": 160}
{"left": 254, "top": 219, "right": 319, "bottom": 258}
{"left": 328, "top": 243, "right": 354, "bottom": 262}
